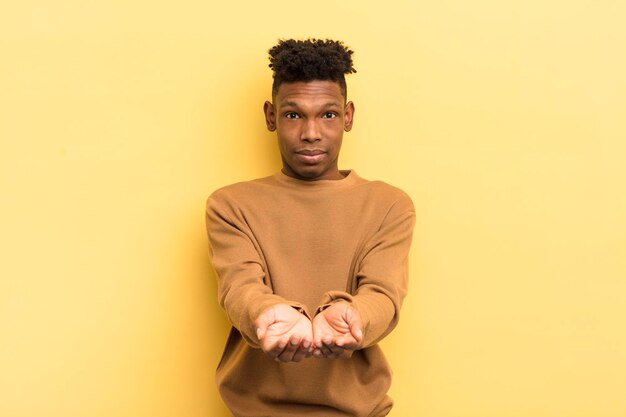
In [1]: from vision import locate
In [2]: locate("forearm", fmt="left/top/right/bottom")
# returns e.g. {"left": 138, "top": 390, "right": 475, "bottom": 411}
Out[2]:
{"left": 314, "top": 195, "right": 414, "bottom": 348}
{"left": 314, "top": 289, "right": 400, "bottom": 348}
{"left": 217, "top": 273, "right": 308, "bottom": 347}
{"left": 207, "top": 193, "right": 307, "bottom": 347}
{"left": 219, "top": 280, "right": 287, "bottom": 346}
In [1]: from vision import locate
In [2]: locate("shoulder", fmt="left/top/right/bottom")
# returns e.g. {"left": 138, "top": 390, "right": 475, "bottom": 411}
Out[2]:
{"left": 205, "top": 177, "right": 277, "bottom": 221}
{"left": 358, "top": 177, "right": 415, "bottom": 213}
{"left": 207, "top": 176, "right": 275, "bottom": 204}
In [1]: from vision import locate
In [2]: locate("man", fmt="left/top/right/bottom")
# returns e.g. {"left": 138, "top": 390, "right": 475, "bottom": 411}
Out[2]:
{"left": 205, "top": 38, "right": 415, "bottom": 417}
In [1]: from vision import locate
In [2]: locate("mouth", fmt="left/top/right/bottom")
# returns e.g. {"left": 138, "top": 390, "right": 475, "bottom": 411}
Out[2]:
{"left": 295, "top": 149, "right": 326, "bottom": 164}
{"left": 296, "top": 149, "right": 325, "bottom": 155}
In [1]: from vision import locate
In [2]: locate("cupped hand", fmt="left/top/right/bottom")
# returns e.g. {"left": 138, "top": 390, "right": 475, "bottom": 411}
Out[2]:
{"left": 312, "top": 302, "right": 363, "bottom": 359}
{"left": 254, "top": 304, "right": 313, "bottom": 363}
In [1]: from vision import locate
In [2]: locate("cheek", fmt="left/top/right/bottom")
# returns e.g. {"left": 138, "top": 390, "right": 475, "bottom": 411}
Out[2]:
{"left": 276, "top": 131, "right": 297, "bottom": 154}
{"left": 277, "top": 124, "right": 298, "bottom": 139}
{"left": 323, "top": 125, "right": 344, "bottom": 144}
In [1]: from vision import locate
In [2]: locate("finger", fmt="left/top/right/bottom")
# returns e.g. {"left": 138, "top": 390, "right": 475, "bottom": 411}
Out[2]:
{"left": 334, "top": 334, "right": 359, "bottom": 350}
{"left": 311, "top": 327, "right": 325, "bottom": 351}
{"left": 266, "top": 337, "right": 289, "bottom": 360}
{"left": 324, "top": 339, "right": 347, "bottom": 358}
{"left": 255, "top": 308, "right": 276, "bottom": 340}
{"left": 311, "top": 322, "right": 324, "bottom": 348}
{"left": 318, "top": 345, "right": 333, "bottom": 358}
{"left": 255, "top": 323, "right": 267, "bottom": 341}
{"left": 259, "top": 333, "right": 276, "bottom": 354}
{"left": 297, "top": 335, "right": 314, "bottom": 358}
{"left": 313, "top": 341, "right": 331, "bottom": 358}
{"left": 291, "top": 340, "right": 310, "bottom": 362}
{"left": 319, "top": 338, "right": 334, "bottom": 358}
{"left": 304, "top": 336, "right": 313, "bottom": 349}
{"left": 276, "top": 335, "right": 301, "bottom": 363}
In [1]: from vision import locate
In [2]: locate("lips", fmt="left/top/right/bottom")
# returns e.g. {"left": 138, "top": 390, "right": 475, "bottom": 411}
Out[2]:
{"left": 296, "top": 149, "right": 325, "bottom": 156}
{"left": 295, "top": 149, "right": 326, "bottom": 164}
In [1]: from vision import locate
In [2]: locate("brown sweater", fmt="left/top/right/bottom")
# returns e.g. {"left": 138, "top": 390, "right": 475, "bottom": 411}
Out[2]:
{"left": 205, "top": 170, "right": 415, "bottom": 417}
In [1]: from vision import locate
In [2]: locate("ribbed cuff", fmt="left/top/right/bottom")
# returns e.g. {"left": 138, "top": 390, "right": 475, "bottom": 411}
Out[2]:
{"left": 314, "top": 290, "right": 354, "bottom": 316}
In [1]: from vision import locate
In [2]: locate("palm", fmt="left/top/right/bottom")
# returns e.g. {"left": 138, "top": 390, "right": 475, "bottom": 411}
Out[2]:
{"left": 314, "top": 309, "right": 351, "bottom": 338}
{"left": 264, "top": 312, "right": 311, "bottom": 345}
{"left": 255, "top": 304, "right": 313, "bottom": 362}
{"left": 312, "top": 303, "right": 362, "bottom": 358}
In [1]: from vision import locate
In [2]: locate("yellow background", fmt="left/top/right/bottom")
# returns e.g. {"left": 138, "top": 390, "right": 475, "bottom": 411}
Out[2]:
{"left": 1, "top": 1, "right": 625, "bottom": 416}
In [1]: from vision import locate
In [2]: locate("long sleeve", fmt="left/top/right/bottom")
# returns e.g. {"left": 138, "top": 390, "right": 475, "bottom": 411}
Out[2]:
{"left": 315, "top": 192, "right": 415, "bottom": 348}
{"left": 205, "top": 192, "right": 309, "bottom": 348}
{"left": 207, "top": 172, "right": 414, "bottom": 417}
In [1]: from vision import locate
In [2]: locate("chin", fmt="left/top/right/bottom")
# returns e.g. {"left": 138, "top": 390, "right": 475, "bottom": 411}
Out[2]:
{"left": 297, "top": 169, "right": 322, "bottom": 179}
{"left": 283, "top": 159, "right": 333, "bottom": 180}
{"left": 292, "top": 166, "right": 326, "bottom": 180}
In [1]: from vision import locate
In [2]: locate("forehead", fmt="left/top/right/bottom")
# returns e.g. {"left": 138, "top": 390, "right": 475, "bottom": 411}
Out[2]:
{"left": 275, "top": 80, "right": 344, "bottom": 107}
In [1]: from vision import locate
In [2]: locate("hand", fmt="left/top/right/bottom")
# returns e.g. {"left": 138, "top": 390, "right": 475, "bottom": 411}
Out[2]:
{"left": 312, "top": 302, "right": 363, "bottom": 359}
{"left": 254, "top": 304, "right": 313, "bottom": 363}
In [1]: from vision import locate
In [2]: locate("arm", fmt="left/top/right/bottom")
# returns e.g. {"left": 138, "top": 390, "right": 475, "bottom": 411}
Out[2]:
{"left": 314, "top": 193, "right": 416, "bottom": 349}
{"left": 205, "top": 192, "right": 310, "bottom": 349}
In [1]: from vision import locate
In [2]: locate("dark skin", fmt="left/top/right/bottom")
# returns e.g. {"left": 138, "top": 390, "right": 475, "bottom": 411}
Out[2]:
{"left": 263, "top": 80, "right": 355, "bottom": 181}
{"left": 254, "top": 80, "right": 363, "bottom": 362}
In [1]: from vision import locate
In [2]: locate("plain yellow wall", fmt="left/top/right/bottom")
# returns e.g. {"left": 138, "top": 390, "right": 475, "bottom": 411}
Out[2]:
{"left": 2, "top": 1, "right": 625, "bottom": 416}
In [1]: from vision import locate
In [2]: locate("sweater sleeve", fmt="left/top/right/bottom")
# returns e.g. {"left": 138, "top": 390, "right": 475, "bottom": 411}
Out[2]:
{"left": 315, "top": 192, "right": 416, "bottom": 348}
{"left": 205, "top": 192, "right": 310, "bottom": 348}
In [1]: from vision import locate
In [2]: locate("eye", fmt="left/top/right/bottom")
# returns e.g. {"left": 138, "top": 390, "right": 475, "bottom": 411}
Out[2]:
{"left": 285, "top": 112, "right": 300, "bottom": 119}
{"left": 322, "top": 112, "right": 337, "bottom": 119}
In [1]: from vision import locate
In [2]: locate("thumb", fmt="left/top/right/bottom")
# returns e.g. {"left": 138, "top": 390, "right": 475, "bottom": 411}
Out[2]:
{"left": 254, "top": 306, "right": 276, "bottom": 340}
{"left": 346, "top": 307, "right": 363, "bottom": 343}
{"left": 311, "top": 315, "right": 325, "bottom": 346}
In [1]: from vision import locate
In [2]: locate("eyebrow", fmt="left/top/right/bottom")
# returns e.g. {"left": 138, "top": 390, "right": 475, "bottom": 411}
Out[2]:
{"left": 280, "top": 101, "right": 342, "bottom": 109}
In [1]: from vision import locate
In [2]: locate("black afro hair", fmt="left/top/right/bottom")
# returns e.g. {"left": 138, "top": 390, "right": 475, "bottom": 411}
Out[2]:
{"left": 268, "top": 38, "right": 356, "bottom": 99}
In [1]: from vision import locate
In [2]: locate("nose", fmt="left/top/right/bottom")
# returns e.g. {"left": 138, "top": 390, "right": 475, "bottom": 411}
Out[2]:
{"left": 300, "top": 118, "right": 321, "bottom": 142}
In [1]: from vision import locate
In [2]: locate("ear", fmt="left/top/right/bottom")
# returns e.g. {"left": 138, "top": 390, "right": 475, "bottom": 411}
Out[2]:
{"left": 264, "top": 101, "right": 276, "bottom": 132}
{"left": 343, "top": 101, "right": 355, "bottom": 132}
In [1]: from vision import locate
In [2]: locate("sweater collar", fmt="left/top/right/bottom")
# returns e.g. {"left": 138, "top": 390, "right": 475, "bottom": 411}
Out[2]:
{"left": 272, "top": 169, "right": 360, "bottom": 189}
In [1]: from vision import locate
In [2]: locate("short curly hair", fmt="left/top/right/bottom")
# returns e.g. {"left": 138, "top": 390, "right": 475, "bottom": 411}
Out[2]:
{"left": 268, "top": 38, "right": 356, "bottom": 100}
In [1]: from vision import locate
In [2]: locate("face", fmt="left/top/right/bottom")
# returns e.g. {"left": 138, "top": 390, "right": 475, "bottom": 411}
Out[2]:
{"left": 263, "top": 80, "right": 355, "bottom": 181}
